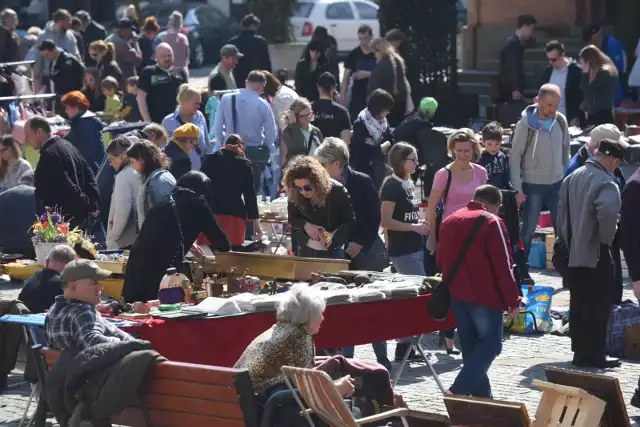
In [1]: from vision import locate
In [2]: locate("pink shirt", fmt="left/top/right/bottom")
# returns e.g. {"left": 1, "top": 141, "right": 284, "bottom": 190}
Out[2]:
{"left": 162, "top": 31, "right": 190, "bottom": 74}
{"left": 432, "top": 163, "right": 488, "bottom": 219}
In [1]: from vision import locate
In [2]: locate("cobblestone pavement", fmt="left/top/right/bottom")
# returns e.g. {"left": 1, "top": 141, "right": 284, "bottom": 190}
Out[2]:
{"left": 2, "top": 270, "right": 640, "bottom": 426}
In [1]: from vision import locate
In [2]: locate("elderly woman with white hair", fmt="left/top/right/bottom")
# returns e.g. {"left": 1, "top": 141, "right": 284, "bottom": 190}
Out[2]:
{"left": 234, "top": 284, "right": 355, "bottom": 399}
{"left": 161, "top": 11, "right": 190, "bottom": 78}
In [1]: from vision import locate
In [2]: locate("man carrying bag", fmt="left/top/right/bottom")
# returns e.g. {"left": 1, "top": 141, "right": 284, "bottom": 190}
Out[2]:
{"left": 432, "top": 184, "right": 520, "bottom": 398}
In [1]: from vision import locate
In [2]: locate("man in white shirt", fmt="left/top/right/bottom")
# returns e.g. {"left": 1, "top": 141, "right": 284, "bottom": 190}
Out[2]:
{"left": 539, "top": 40, "right": 584, "bottom": 126}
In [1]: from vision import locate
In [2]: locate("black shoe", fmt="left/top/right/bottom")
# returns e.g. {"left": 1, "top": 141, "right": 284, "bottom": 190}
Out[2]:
{"left": 572, "top": 356, "right": 621, "bottom": 369}
{"left": 631, "top": 390, "right": 640, "bottom": 408}
{"left": 446, "top": 348, "right": 461, "bottom": 355}
{"left": 394, "top": 344, "right": 424, "bottom": 362}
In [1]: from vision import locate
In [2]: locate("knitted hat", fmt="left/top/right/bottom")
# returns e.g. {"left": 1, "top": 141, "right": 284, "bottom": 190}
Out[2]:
{"left": 173, "top": 123, "right": 200, "bottom": 140}
{"left": 419, "top": 97, "right": 438, "bottom": 116}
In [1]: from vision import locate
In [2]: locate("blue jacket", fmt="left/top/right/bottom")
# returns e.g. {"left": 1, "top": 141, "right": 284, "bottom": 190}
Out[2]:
{"left": 66, "top": 110, "right": 106, "bottom": 173}
{"left": 603, "top": 35, "right": 625, "bottom": 105}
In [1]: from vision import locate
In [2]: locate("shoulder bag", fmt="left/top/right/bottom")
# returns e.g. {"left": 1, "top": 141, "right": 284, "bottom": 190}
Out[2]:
{"left": 428, "top": 212, "right": 488, "bottom": 321}
{"left": 552, "top": 180, "right": 572, "bottom": 278}
{"left": 434, "top": 167, "right": 452, "bottom": 241}
{"left": 232, "top": 94, "right": 270, "bottom": 164}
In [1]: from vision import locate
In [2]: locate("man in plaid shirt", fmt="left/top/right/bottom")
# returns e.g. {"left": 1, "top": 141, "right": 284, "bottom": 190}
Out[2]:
{"left": 45, "top": 259, "right": 133, "bottom": 351}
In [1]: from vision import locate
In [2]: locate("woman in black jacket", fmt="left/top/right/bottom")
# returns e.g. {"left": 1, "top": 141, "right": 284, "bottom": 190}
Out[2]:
{"left": 165, "top": 123, "right": 198, "bottom": 181}
{"left": 284, "top": 155, "right": 355, "bottom": 259}
{"left": 620, "top": 172, "right": 640, "bottom": 303}
{"left": 294, "top": 40, "right": 330, "bottom": 102}
{"left": 579, "top": 45, "right": 618, "bottom": 126}
{"left": 90, "top": 40, "right": 123, "bottom": 88}
{"left": 201, "top": 134, "right": 261, "bottom": 247}
{"left": 122, "top": 171, "right": 231, "bottom": 302}
{"left": 350, "top": 89, "right": 395, "bottom": 190}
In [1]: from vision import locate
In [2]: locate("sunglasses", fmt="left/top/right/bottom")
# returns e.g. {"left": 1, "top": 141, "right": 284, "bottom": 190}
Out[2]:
{"left": 298, "top": 112, "right": 314, "bottom": 118}
{"left": 295, "top": 185, "right": 313, "bottom": 193}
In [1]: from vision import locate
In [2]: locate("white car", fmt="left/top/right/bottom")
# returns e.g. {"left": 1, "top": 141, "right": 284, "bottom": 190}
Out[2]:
{"left": 291, "top": 0, "right": 380, "bottom": 54}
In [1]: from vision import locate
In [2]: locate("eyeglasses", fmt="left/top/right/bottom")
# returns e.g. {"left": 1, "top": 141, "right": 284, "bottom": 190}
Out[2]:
{"left": 405, "top": 157, "right": 418, "bottom": 163}
{"left": 295, "top": 185, "right": 313, "bottom": 193}
{"left": 548, "top": 57, "right": 559, "bottom": 63}
{"left": 0, "top": 147, "right": 9, "bottom": 153}
{"left": 298, "top": 112, "right": 314, "bottom": 118}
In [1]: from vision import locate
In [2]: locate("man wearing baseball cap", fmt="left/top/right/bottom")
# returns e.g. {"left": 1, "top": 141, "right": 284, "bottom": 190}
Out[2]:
{"left": 209, "top": 44, "right": 243, "bottom": 92}
{"left": 558, "top": 138, "right": 626, "bottom": 369}
{"left": 45, "top": 259, "right": 133, "bottom": 351}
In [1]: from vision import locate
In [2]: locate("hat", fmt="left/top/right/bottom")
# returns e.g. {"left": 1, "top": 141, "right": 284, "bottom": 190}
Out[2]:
{"left": 116, "top": 18, "right": 135, "bottom": 29}
{"left": 220, "top": 44, "right": 244, "bottom": 58}
{"left": 589, "top": 124, "right": 621, "bottom": 148}
{"left": 61, "top": 259, "right": 111, "bottom": 283}
{"left": 597, "top": 139, "right": 626, "bottom": 160}
{"left": 582, "top": 24, "right": 601, "bottom": 42}
{"left": 173, "top": 123, "right": 200, "bottom": 140}
{"left": 419, "top": 97, "right": 438, "bottom": 116}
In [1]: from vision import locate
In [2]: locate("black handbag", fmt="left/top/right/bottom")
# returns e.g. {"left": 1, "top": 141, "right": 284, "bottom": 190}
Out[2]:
{"left": 428, "top": 213, "right": 488, "bottom": 321}
{"left": 552, "top": 180, "right": 572, "bottom": 278}
{"left": 434, "top": 167, "right": 452, "bottom": 241}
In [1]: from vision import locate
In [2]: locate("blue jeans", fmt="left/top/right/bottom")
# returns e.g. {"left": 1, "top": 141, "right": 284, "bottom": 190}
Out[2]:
{"left": 349, "top": 236, "right": 389, "bottom": 272}
{"left": 391, "top": 250, "right": 425, "bottom": 344}
{"left": 342, "top": 342, "right": 390, "bottom": 367}
{"left": 521, "top": 180, "right": 562, "bottom": 258}
{"left": 449, "top": 299, "right": 503, "bottom": 398}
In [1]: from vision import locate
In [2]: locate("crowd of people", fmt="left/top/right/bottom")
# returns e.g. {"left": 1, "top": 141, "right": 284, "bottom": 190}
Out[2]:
{"left": 2, "top": 5, "right": 640, "bottom": 422}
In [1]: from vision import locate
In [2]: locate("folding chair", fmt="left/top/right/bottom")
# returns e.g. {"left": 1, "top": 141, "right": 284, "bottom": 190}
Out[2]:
{"left": 281, "top": 365, "right": 411, "bottom": 427}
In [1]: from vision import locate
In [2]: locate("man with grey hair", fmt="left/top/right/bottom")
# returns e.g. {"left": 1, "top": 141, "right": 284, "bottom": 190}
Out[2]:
{"left": 0, "top": 8, "right": 19, "bottom": 62}
{"left": 315, "top": 137, "right": 391, "bottom": 369}
{"left": 137, "top": 42, "right": 188, "bottom": 124}
{"left": 19, "top": 245, "right": 77, "bottom": 313}
{"left": 509, "top": 83, "right": 570, "bottom": 283}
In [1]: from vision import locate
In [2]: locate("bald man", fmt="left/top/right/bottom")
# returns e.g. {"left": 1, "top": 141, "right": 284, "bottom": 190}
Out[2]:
{"left": 509, "top": 83, "right": 570, "bottom": 269}
{"left": 137, "top": 42, "right": 188, "bottom": 124}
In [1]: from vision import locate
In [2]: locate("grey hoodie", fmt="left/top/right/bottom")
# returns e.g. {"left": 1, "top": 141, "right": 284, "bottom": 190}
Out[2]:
{"left": 34, "top": 21, "right": 80, "bottom": 78}
{"left": 509, "top": 105, "right": 570, "bottom": 193}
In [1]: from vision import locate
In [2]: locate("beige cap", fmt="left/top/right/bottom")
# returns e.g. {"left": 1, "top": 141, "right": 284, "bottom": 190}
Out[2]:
{"left": 61, "top": 259, "right": 111, "bottom": 283}
{"left": 589, "top": 124, "right": 621, "bottom": 149}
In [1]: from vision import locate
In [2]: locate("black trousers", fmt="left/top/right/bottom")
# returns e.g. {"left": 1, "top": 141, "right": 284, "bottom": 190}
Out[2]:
{"left": 568, "top": 245, "right": 614, "bottom": 362}
{"left": 611, "top": 233, "right": 624, "bottom": 305}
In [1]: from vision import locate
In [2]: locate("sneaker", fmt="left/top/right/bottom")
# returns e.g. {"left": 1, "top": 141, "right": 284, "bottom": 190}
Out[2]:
{"left": 631, "top": 390, "right": 640, "bottom": 408}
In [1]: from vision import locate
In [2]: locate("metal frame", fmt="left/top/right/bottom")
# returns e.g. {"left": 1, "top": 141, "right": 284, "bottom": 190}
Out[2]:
{"left": 392, "top": 335, "right": 446, "bottom": 394}
{"left": 0, "top": 60, "right": 37, "bottom": 94}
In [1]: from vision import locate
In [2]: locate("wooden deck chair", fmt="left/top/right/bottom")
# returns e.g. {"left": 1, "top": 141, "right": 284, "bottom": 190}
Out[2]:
{"left": 282, "top": 365, "right": 411, "bottom": 427}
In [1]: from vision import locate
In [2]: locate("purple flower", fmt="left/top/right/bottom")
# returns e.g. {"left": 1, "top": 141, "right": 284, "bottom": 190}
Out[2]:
{"left": 40, "top": 214, "right": 48, "bottom": 223}
{"left": 51, "top": 213, "right": 61, "bottom": 224}
{"left": 45, "top": 206, "right": 52, "bottom": 212}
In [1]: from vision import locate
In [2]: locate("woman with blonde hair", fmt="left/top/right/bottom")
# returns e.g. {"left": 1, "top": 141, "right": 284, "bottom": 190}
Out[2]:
{"left": 368, "top": 38, "right": 412, "bottom": 126}
{"left": 161, "top": 11, "right": 190, "bottom": 77}
{"left": 579, "top": 44, "right": 619, "bottom": 126}
{"left": 90, "top": 40, "right": 122, "bottom": 86}
{"left": 281, "top": 98, "right": 323, "bottom": 166}
{"left": 0, "top": 135, "right": 32, "bottom": 193}
{"left": 161, "top": 83, "right": 210, "bottom": 170}
{"left": 285, "top": 156, "right": 354, "bottom": 259}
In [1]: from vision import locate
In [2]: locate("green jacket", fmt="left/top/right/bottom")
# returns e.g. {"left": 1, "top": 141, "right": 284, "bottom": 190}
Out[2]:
{"left": 282, "top": 123, "right": 323, "bottom": 165}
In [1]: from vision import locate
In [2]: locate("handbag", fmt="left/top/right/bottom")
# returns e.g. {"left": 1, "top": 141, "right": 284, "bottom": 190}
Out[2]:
{"left": 434, "top": 167, "right": 452, "bottom": 241}
{"left": 552, "top": 180, "right": 572, "bottom": 278}
{"left": 232, "top": 94, "right": 270, "bottom": 164}
{"left": 428, "top": 213, "right": 488, "bottom": 321}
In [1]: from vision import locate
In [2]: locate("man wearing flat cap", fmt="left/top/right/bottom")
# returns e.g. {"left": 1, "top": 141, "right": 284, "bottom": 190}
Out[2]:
{"left": 557, "top": 138, "right": 626, "bottom": 369}
{"left": 45, "top": 259, "right": 133, "bottom": 351}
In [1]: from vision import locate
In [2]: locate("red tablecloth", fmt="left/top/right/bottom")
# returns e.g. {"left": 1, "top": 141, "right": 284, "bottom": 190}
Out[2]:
{"left": 126, "top": 295, "right": 455, "bottom": 367}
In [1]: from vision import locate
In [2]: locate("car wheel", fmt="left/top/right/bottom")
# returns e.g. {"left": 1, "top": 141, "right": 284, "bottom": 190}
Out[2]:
{"left": 191, "top": 40, "right": 205, "bottom": 69}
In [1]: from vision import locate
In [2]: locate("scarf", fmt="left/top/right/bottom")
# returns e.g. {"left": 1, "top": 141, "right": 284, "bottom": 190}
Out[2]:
{"left": 357, "top": 109, "right": 388, "bottom": 144}
{"left": 222, "top": 144, "right": 245, "bottom": 158}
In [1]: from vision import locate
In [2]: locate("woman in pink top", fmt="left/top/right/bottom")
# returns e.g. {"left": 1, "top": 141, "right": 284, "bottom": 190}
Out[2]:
{"left": 426, "top": 128, "right": 487, "bottom": 352}
{"left": 162, "top": 11, "right": 190, "bottom": 78}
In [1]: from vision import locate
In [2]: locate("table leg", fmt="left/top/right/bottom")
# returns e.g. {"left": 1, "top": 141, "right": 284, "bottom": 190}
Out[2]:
{"left": 268, "top": 222, "right": 287, "bottom": 253}
{"left": 413, "top": 338, "right": 446, "bottom": 394}
{"left": 392, "top": 337, "right": 415, "bottom": 387}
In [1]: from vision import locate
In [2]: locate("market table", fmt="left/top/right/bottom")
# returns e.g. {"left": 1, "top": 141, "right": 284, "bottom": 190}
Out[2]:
{"left": 125, "top": 294, "right": 454, "bottom": 368}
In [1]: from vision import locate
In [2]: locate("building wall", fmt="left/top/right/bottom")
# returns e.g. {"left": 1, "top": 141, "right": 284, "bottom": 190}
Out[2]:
{"left": 467, "top": 0, "right": 578, "bottom": 27}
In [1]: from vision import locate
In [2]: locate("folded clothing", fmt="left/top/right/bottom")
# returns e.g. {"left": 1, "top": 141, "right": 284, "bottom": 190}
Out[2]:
{"left": 323, "top": 290, "right": 353, "bottom": 305}
{"left": 310, "top": 282, "right": 348, "bottom": 292}
{"left": 349, "top": 288, "right": 386, "bottom": 302}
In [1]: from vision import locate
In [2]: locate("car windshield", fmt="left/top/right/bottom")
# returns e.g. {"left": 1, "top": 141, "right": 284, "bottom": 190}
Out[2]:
{"left": 294, "top": 2, "right": 314, "bottom": 18}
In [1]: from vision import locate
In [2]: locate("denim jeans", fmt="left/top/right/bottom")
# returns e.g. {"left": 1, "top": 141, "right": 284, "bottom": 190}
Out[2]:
{"left": 349, "top": 236, "right": 389, "bottom": 272}
{"left": 391, "top": 250, "right": 425, "bottom": 344}
{"left": 449, "top": 299, "right": 504, "bottom": 398}
{"left": 342, "top": 343, "right": 390, "bottom": 367}
{"left": 521, "top": 180, "right": 562, "bottom": 258}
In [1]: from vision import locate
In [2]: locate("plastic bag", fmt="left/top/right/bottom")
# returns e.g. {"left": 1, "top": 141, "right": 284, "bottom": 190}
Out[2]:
{"left": 504, "top": 285, "right": 554, "bottom": 334}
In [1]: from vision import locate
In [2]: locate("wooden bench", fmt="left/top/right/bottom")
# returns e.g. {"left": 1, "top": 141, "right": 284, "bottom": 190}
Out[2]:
{"left": 34, "top": 347, "right": 260, "bottom": 427}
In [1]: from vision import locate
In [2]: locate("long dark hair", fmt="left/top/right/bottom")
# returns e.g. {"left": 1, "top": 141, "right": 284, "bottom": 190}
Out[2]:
{"left": 303, "top": 39, "right": 328, "bottom": 64}
{"left": 126, "top": 140, "right": 170, "bottom": 180}
{"left": 0, "top": 135, "right": 22, "bottom": 181}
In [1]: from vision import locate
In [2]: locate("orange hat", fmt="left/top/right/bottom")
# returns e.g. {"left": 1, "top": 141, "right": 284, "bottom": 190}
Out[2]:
{"left": 60, "top": 90, "right": 89, "bottom": 110}
{"left": 173, "top": 123, "right": 200, "bottom": 140}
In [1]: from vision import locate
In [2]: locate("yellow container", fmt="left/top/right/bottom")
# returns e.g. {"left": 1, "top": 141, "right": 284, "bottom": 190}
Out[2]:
{"left": 4, "top": 263, "right": 40, "bottom": 281}
{"left": 101, "top": 278, "right": 124, "bottom": 300}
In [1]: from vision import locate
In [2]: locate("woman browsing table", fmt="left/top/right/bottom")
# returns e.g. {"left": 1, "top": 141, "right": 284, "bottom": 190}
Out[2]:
{"left": 285, "top": 156, "right": 355, "bottom": 259}
{"left": 579, "top": 45, "right": 619, "bottom": 126}
{"left": 0, "top": 135, "right": 33, "bottom": 193}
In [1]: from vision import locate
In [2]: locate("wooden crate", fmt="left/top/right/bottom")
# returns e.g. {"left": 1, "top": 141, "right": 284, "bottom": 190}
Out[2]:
{"left": 532, "top": 379, "right": 605, "bottom": 427}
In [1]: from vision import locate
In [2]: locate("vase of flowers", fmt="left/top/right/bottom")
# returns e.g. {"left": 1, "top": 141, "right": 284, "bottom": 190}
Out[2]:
{"left": 31, "top": 207, "right": 98, "bottom": 264}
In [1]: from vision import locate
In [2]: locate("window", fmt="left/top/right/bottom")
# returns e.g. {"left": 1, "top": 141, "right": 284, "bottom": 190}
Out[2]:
{"left": 354, "top": 2, "right": 378, "bottom": 20}
{"left": 295, "top": 2, "right": 315, "bottom": 18}
{"left": 196, "top": 5, "right": 226, "bottom": 27}
{"left": 325, "top": 2, "right": 354, "bottom": 20}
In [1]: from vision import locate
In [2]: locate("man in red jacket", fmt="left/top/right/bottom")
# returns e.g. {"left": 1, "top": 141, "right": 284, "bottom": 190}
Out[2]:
{"left": 437, "top": 185, "right": 520, "bottom": 398}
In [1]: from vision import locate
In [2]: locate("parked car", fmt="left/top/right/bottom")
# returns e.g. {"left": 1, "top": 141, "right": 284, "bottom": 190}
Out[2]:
{"left": 125, "top": 1, "right": 240, "bottom": 69}
{"left": 291, "top": 0, "right": 379, "bottom": 54}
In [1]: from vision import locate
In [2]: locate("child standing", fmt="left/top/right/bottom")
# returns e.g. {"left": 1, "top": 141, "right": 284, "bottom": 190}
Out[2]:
{"left": 478, "top": 122, "right": 512, "bottom": 190}
{"left": 100, "top": 76, "right": 121, "bottom": 120}
{"left": 81, "top": 68, "right": 103, "bottom": 112}
{"left": 118, "top": 76, "right": 142, "bottom": 122}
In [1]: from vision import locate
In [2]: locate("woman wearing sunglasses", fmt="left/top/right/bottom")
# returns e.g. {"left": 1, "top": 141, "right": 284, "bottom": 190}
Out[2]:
{"left": 281, "top": 98, "right": 323, "bottom": 167}
{"left": 164, "top": 123, "right": 199, "bottom": 181}
{"left": 284, "top": 155, "right": 355, "bottom": 259}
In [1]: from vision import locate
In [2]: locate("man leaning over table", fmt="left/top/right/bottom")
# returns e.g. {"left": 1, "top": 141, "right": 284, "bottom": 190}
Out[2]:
{"left": 45, "top": 259, "right": 133, "bottom": 351}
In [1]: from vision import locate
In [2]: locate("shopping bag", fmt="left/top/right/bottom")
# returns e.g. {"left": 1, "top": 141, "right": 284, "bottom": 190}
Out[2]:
{"left": 606, "top": 301, "right": 640, "bottom": 357}
{"left": 504, "top": 285, "right": 554, "bottom": 334}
